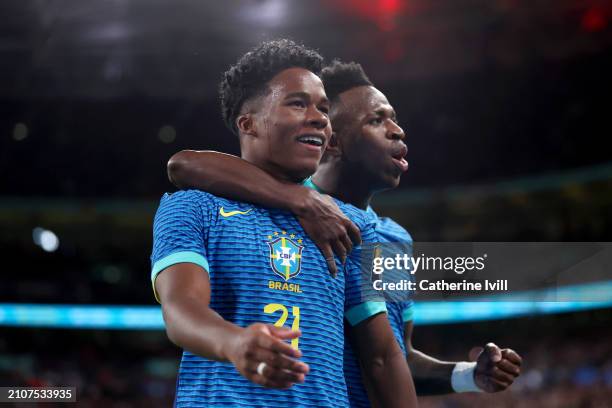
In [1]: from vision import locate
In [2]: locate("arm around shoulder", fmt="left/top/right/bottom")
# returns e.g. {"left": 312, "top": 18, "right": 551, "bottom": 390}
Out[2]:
{"left": 167, "top": 149, "right": 305, "bottom": 208}
{"left": 166, "top": 150, "right": 361, "bottom": 275}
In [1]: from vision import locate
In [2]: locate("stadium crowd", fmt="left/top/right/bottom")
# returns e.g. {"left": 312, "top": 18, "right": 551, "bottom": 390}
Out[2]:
{"left": 1, "top": 310, "right": 610, "bottom": 407}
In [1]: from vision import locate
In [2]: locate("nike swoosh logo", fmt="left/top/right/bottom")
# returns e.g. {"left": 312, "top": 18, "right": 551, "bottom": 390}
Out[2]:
{"left": 219, "top": 207, "right": 252, "bottom": 217}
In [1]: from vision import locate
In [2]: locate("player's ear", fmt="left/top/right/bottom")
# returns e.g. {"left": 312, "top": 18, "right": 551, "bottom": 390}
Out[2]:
{"left": 325, "top": 132, "right": 342, "bottom": 157}
{"left": 236, "top": 113, "right": 257, "bottom": 137}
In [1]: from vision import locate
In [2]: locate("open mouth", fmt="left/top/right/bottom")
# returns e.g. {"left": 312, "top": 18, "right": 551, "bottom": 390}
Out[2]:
{"left": 296, "top": 134, "right": 325, "bottom": 147}
{"left": 390, "top": 145, "right": 409, "bottom": 172}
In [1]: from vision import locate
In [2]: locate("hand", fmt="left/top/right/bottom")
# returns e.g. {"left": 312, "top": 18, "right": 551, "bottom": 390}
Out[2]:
{"left": 469, "top": 342, "right": 522, "bottom": 393}
{"left": 223, "top": 323, "right": 309, "bottom": 389}
{"left": 292, "top": 188, "right": 362, "bottom": 277}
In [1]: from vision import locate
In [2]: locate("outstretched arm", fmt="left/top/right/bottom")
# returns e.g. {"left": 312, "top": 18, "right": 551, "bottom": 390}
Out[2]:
{"left": 168, "top": 150, "right": 361, "bottom": 275}
{"left": 350, "top": 313, "right": 418, "bottom": 408}
{"left": 403, "top": 321, "right": 522, "bottom": 395}
{"left": 155, "top": 263, "right": 309, "bottom": 389}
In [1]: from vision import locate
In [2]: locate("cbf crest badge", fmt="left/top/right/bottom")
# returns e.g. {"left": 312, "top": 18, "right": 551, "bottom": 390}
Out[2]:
{"left": 267, "top": 231, "right": 304, "bottom": 281}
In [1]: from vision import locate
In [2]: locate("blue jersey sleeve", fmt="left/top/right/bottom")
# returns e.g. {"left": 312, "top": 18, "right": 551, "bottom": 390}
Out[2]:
{"left": 150, "top": 190, "right": 216, "bottom": 301}
{"left": 341, "top": 205, "right": 387, "bottom": 325}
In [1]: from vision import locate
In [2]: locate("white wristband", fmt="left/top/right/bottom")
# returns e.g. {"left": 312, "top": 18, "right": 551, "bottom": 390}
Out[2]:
{"left": 451, "top": 361, "right": 482, "bottom": 393}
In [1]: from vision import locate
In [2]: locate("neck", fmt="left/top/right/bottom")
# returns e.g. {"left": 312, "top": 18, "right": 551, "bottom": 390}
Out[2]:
{"left": 312, "top": 159, "right": 374, "bottom": 210}
{"left": 241, "top": 152, "right": 301, "bottom": 184}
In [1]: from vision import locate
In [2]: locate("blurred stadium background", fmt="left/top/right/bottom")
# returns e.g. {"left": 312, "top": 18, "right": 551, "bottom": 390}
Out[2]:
{"left": 1, "top": 0, "right": 611, "bottom": 406}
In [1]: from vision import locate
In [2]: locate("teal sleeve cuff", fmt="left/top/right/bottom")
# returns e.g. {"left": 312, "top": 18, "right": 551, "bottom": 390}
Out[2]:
{"left": 345, "top": 301, "right": 387, "bottom": 326}
{"left": 402, "top": 305, "right": 414, "bottom": 322}
{"left": 151, "top": 251, "right": 209, "bottom": 303}
{"left": 151, "top": 251, "right": 209, "bottom": 282}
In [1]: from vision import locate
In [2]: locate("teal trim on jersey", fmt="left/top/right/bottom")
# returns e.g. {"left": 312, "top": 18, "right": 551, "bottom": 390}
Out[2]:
{"left": 402, "top": 305, "right": 414, "bottom": 322}
{"left": 302, "top": 177, "right": 324, "bottom": 193}
{"left": 151, "top": 251, "right": 210, "bottom": 282}
{"left": 345, "top": 301, "right": 387, "bottom": 326}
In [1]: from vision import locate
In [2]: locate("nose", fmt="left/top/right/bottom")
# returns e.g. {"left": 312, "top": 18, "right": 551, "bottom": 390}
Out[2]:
{"left": 306, "top": 105, "right": 329, "bottom": 130}
{"left": 387, "top": 120, "right": 405, "bottom": 141}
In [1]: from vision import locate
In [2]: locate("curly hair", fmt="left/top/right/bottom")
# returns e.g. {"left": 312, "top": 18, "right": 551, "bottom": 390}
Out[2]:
{"left": 219, "top": 39, "right": 325, "bottom": 136}
{"left": 320, "top": 60, "right": 373, "bottom": 103}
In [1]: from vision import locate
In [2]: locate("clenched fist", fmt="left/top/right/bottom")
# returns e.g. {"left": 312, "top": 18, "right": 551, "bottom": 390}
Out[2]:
{"left": 470, "top": 342, "right": 522, "bottom": 392}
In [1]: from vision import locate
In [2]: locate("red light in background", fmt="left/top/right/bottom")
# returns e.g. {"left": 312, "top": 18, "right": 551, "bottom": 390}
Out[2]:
{"left": 380, "top": 0, "right": 401, "bottom": 14}
{"left": 332, "top": 0, "right": 407, "bottom": 28}
{"left": 581, "top": 7, "right": 607, "bottom": 32}
{"left": 329, "top": 0, "right": 408, "bottom": 59}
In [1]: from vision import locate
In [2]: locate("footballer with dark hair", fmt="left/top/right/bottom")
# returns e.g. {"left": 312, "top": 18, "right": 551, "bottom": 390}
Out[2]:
{"left": 152, "top": 40, "right": 417, "bottom": 407}
{"left": 169, "top": 59, "right": 522, "bottom": 407}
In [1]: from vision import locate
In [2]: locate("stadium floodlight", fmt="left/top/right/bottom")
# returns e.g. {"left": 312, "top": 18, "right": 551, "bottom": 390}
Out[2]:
{"left": 13, "top": 123, "right": 28, "bottom": 141}
{"left": 32, "top": 227, "right": 59, "bottom": 252}
{"left": 237, "top": 0, "right": 287, "bottom": 27}
{"left": 158, "top": 125, "right": 177, "bottom": 143}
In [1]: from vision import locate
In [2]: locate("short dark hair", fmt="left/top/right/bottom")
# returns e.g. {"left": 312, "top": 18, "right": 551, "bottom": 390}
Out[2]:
{"left": 219, "top": 39, "right": 325, "bottom": 136}
{"left": 320, "top": 60, "right": 373, "bottom": 102}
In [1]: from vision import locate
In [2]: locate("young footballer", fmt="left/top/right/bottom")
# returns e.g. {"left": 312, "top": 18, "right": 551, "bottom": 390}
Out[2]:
{"left": 152, "top": 41, "right": 417, "bottom": 407}
{"left": 169, "top": 60, "right": 522, "bottom": 407}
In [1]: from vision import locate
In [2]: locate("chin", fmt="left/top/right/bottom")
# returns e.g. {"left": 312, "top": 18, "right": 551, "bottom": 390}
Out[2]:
{"left": 381, "top": 174, "right": 401, "bottom": 190}
{"left": 290, "top": 161, "right": 319, "bottom": 181}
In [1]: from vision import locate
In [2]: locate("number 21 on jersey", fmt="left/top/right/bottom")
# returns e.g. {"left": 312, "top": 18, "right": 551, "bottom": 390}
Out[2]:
{"left": 264, "top": 303, "right": 301, "bottom": 350}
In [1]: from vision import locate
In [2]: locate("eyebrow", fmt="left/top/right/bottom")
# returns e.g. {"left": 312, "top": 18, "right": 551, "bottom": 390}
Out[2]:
{"left": 374, "top": 107, "right": 397, "bottom": 119}
{"left": 285, "top": 92, "right": 330, "bottom": 105}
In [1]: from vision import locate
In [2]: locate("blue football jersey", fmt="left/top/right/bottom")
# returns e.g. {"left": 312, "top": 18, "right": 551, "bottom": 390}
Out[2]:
{"left": 343, "top": 206, "right": 415, "bottom": 408}
{"left": 151, "top": 190, "right": 385, "bottom": 407}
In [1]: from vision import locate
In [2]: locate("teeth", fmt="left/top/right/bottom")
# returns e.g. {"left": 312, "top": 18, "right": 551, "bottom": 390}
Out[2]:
{"left": 298, "top": 136, "right": 323, "bottom": 146}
